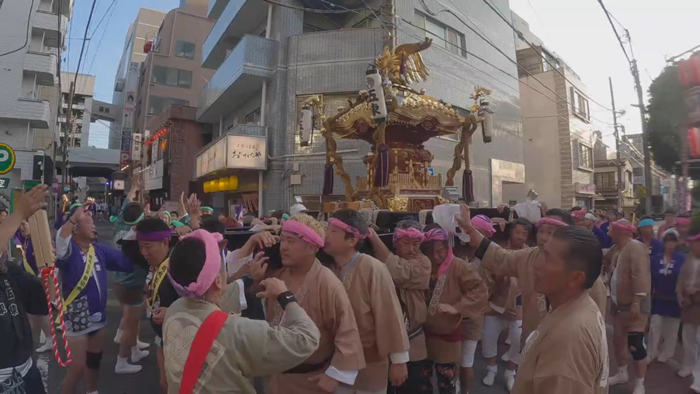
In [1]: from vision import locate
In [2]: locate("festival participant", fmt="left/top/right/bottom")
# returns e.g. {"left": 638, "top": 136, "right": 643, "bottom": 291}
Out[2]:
{"left": 574, "top": 208, "right": 611, "bottom": 249}
{"left": 678, "top": 227, "right": 700, "bottom": 388}
{"left": 606, "top": 219, "right": 651, "bottom": 394}
{"left": 418, "top": 223, "right": 487, "bottom": 394}
{"left": 267, "top": 214, "right": 365, "bottom": 394}
{"left": 0, "top": 208, "right": 8, "bottom": 224}
{"left": 600, "top": 211, "right": 621, "bottom": 239}
{"left": 162, "top": 230, "right": 321, "bottom": 393}
{"left": 112, "top": 197, "right": 151, "bottom": 375}
{"left": 0, "top": 185, "right": 50, "bottom": 393}
{"left": 201, "top": 206, "right": 214, "bottom": 217}
{"left": 677, "top": 215, "right": 692, "bottom": 253}
{"left": 657, "top": 208, "right": 677, "bottom": 239}
{"left": 637, "top": 217, "right": 663, "bottom": 257}
{"left": 56, "top": 202, "right": 136, "bottom": 394}
{"left": 647, "top": 229, "right": 684, "bottom": 363}
{"left": 367, "top": 220, "right": 431, "bottom": 393}
{"left": 170, "top": 211, "right": 179, "bottom": 221}
{"left": 506, "top": 218, "right": 532, "bottom": 250}
{"left": 456, "top": 207, "right": 607, "bottom": 345}
{"left": 323, "top": 209, "right": 410, "bottom": 394}
{"left": 472, "top": 216, "right": 523, "bottom": 392}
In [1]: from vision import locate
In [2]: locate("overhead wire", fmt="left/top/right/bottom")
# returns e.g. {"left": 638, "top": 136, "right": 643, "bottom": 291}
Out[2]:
{"left": 0, "top": 0, "right": 35, "bottom": 57}
{"left": 596, "top": 0, "right": 631, "bottom": 64}
{"left": 80, "top": 0, "right": 118, "bottom": 93}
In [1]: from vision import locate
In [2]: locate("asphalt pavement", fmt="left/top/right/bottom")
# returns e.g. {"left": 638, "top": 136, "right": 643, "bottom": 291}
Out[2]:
{"left": 38, "top": 221, "right": 691, "bottom": 393}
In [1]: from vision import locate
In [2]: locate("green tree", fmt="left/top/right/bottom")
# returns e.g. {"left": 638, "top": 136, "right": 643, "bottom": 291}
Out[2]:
{"left": 647, "top": 65, "right": 700, "bottom": 178}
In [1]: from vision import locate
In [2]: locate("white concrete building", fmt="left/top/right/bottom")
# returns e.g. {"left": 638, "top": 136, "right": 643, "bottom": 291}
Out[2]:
{"left": 0, "top": 0, "right": 70, "bottom": 190}
{"left": 59, "top": 72, "right": 94, "bottom": 147}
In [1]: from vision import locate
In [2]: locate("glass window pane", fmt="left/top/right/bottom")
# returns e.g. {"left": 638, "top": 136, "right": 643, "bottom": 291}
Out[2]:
{"left": 165, "top": 68, "right": 178, "bottom": 86}
{"left": 425, "top": 18, "right": 445, "bottom": 48}
{"left": 151, "top": 66, "right": 165, "bottom": 84}
{"left": 178, "top": 70, "right": 192, "bottom": 88}
{"left": 447, "top": 29, "right": 459, "bottom": 55}
{"left": 413, "top": 13, "right": 425, "bottom": 30}
{"left": 176, "top": 40, "right": 195, "bottom": 59}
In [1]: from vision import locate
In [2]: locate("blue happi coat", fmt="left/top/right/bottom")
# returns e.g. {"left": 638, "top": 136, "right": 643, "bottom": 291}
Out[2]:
{"left": 638, "top": 237, "right": 664, "bottom": 259}
{"left": 13, "top": 230, "right": 38, "bottom": 275}
{"left": 650, "top": 251, "right": 685, "bottom": 318}
{"left": 56, "top": 239, "right": 134, "bottom": 323}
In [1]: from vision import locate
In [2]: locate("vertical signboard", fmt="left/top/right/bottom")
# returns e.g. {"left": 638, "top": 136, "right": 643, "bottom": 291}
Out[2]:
{"left": 120, "top": 61, "right": 140, "bottom": 161}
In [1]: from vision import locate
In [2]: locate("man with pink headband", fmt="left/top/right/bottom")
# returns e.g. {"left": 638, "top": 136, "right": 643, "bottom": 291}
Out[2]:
{"left": 323, "top": 209, "right": 409, "bottom": 394}
{"left": 162, "top": 229, "right": 322, "bottom": 393}
{"left": 366, "top": 219, "right": 431, "bottom": 394}
{"left": 266, "top": 214, "right": 365, "bottom": 394}
{"left": 419, "top": 223, "right": 487, "bottom": 394}
{"left": 606, "top": 219, "right": 651, "bottom": 394}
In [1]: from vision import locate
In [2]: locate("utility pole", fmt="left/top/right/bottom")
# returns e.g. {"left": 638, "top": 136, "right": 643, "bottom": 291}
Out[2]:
{"left": 632, "top": 60, "right": 654, "bottom": 214}
{"left": 609, "top": 77, "right": 623, "bottom": 212}
{"left": 61, "top": 81, "right": 75, "bottom": 198}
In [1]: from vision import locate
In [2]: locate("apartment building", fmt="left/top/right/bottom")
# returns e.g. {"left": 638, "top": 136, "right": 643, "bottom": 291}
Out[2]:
{"left": 59, "top": 72, "right": 95, "bottom": 148}
{"left": 0, "top": 0, "right": 70, "bottom": 191}
{"left": 195, "top": 0, "right": 525, "bottom": 214}
{"left": 514, "top": 12, "right": 603, "bottom": 209}
{"left": 109, "top": 8, "right": 166, "bottom": 152}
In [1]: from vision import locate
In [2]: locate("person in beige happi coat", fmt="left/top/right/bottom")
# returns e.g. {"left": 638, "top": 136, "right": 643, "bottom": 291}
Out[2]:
{"left": 367, "top": 220, "right": 432, "bottom": 394}
{"left": 419, "top": 224, "right": 488, "bottom": 394}
{"left": 267, "top": 214, "right": 366, "bottom": 394}
{"left": 677, "top": 229, "right": 700, "bottom": 392}
{"left": 458, "top": 206, "right": 609, "bottom": 394}
{"left": 323, "top": 209, "right": 410, "bottom": 394}
{"left": 606, "top": 219, "right": 651, "bottom": 394}
{"left": 162, "top": 230, "right": 321, "bottom": 394}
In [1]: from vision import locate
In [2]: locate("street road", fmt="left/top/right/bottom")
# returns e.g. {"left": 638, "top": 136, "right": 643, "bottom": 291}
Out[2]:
{"left": 38, "top": 221, "right": 690, "bottom": 393}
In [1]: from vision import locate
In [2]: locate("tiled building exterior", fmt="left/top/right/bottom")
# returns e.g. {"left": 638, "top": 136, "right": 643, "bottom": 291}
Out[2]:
{"left": 198, "top": 0, "right": 525, "bottom": 213}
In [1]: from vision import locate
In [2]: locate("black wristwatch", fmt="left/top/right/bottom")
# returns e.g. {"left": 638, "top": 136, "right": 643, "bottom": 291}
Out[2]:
{"left": 277, "top": 291, "right": 297, "bottom": 310}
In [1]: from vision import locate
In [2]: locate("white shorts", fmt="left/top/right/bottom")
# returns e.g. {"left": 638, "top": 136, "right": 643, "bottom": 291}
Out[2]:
{"left": 481, "top": 315, "right": 522, "bottom": 365}
{"left": 460, "top": 339, "right": 478, "bottom": 367}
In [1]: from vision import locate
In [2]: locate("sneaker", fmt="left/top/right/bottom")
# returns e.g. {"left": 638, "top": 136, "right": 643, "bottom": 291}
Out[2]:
{"left": 632, "top": 382, "right": 645, "bottom": 394}
{"left": 115, "top": 358, "right": 142, "bottom": 375}
{"left": 607, "top": 369, "right": 629, "bottom": 386}
{"left": 136, "top": 338, "right": 150, "bottom": 350}
{"left": 504, "top": 369, "right": 516, "bottom": 392}
{"left": 130, "top": 347, "right": 149, "bottom": 363}
{"left": 679, "top": 368, "right": 693, "bottom": 378}
{"left": 36, "top": 341, "right": 53, "bottom": 353}
{"left": 482, "top": 366, "right": 497, "bottom": 387}
{"left": 690, "top": 383, "right": 700, "bottom": 393}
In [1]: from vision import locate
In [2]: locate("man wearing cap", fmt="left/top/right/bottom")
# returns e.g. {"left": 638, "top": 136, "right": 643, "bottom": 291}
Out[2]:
{"left": 657, "top": 208, "right": 677, "bottom": 239}
{"left": 267, "top": 214, "right": 365, "bottom": 394}
{"left": 323, "top": 209, "right": 410, "bottom": 394}
{"left": 456, "top": 207, "right": 607, "bottom": 344}
{"left": 606, "top": 219, "right": 651, "bottom": 394}
{"left": 573, "top": 207, "right": 611, "bottom": 249}
{"left": 637, "top": 217, "right": 663, "bottom": 258}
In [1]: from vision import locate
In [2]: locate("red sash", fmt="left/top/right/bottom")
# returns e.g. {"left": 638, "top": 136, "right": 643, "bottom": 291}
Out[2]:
{"left": 180, "top": 310, "right": 229, "bottom": 394}
{"left": 428, "top": 323, "right": 463, "bottom": 343}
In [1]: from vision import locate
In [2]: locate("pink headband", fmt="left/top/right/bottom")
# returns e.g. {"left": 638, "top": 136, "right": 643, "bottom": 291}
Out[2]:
{"left": 472, "top": 215, "right": 496, "bottom": 237}
{"left": 677, "top": 218, "right": 691, "bottom": 225}
{"left": 423, "top": 228, "right": 449, "bottom": 242}
{"left": 168, "top": 230, "right": 224, "bottom": 298}
{"left": 612, "top": 221, "right": 636, "bottom": 233}
{"left": 394, "top": 227, "right": 425, "bottom": 242}
{"left": 688, "top": 234, "right": 700, "bottom": 242}
{"left": 329, "top": 218, "right": 371, "bottom": 240}
{"left": 283, "top": 220, "right": 325, "bottom": 247}
{"left": 537, "top": 217, "right": 569, "bottom": 228}
{"left": 571, "top": 208, "right": 587, "bottom": 219}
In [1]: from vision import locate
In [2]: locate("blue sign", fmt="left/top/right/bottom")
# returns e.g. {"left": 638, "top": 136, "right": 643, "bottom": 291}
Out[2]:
{"left": 121, "top": 129, "right": 132, "bottom": 152}
{"left": 428, "top": 167, "right": 435, "bottom": 176}
{"left": 662, "top": 186, "right": 668, "bottom": 195}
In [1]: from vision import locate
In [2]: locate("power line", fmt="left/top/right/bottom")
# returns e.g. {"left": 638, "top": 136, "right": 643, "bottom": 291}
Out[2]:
{"left": 0, "top": 0, "right": 35, "bottom": 57}
{"left": 80, "top": 0, "right": 118, "bottom": 93}
{"left": 596, "top": 0, "right": 630, "bottom": 64}
{"left": 69, "top": 0, "right": 98, "bottom": 148}
{"left": 480, "top": 0, "right": 615, "bottom": 113}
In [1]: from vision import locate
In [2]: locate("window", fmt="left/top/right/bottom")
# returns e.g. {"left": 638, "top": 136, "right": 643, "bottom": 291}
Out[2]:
{"left": 570, "top": 87, "right": 590, "bottom": 122}
{"left": 633, "top": 167, "right": 643, "bottom": 176}
{"left": 595, "top": 172, "right": 616, "bottom": 189}
{"left": 578, "top": 143, "right": 593, "bottom": 169}
{"left": 175, "top": 40, "right": 195, "bottom": 59}
{"left": 151, "top": 66, "right": 192, "bottom": 88}
{"left": 413, "top": 12, "right": 466, "bottom": 57}
{"left": 244, "top": 108, "right": 261, "bottom": 125}
{"left": 148, "top": 96, "right": 189, "bottom": 115}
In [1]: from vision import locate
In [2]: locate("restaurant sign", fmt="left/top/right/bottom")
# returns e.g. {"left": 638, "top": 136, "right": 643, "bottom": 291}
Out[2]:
{"left": 196, "top": 135, "right": 267, "bottom": 177}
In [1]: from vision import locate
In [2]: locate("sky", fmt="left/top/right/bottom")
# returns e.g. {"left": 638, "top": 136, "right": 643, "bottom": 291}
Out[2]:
{"left": 66, "top": 0, "right": 699, "bottom": 152}
{"left": 64, "top": 0, "right": 178, "bottom": 148}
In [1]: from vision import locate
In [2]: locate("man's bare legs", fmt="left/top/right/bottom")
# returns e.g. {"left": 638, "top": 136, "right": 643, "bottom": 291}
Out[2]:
{"left": 157, "top": 345, "right": 167, "bottom": 393}
{"left": 61, "top": 334, "right": 88, "bottom": 393}
{"left": 85, "top": 329, "right": 105, "bottom": 393}
{"left": 115, "top": 304, "right": 148, "bottom": 374}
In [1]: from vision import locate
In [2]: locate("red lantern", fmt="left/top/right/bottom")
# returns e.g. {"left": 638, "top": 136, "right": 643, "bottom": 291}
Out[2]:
{"left": 679, "top": 54, "right": 700, "bottom": 88}
{"left": 689, "top": 127, "right": 700, "bottom": 158}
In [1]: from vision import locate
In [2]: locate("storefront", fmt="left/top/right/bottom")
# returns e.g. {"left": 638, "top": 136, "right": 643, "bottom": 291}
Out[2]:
{"left": 195, "top": 133, "right": 267, "bottom": 217}
{"left": 574, "top": 182, "right": 597, "bottom": 209}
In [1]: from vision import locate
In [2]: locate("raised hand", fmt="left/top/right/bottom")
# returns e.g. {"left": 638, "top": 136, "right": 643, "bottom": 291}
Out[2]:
{"left": 16, "top": 184, "right": 48, "bottom": 220}
{"left": 255, "top": 278, "right": 288, "bottom": 299}
{"left": 187, "top": 193, "right": 201, "bottom": 218}
{"left": 455, "top": 203, "right": 472, "bottom": 232}
{"left": 248, "top": 252, "right": 269, "bottom": 282}
{"left": 70, "top": 202, "right": 92, "bottom": 223}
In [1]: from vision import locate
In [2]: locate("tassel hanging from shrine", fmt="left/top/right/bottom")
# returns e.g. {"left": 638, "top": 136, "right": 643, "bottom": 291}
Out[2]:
{"left": 323, "top": 163, "right": 334, "bottom": 195}
{"left": 462, "top": 170, "right": 475, "bottom": 203}
{"left": 374, "top": 144, "right": 389, "bottom": 187}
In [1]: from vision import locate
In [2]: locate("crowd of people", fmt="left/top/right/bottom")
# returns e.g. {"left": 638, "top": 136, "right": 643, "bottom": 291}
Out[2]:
{"left": 2, "top": 181, "right": 700, "bottom": 394}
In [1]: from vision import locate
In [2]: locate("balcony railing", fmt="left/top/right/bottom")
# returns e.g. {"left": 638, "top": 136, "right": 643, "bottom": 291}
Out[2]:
{"left": 24, "top": 51, "right": 57, "bottom": 86}
{"left": 33, "top": 11, "right": 68, "bottom": 45}
{"left": 0, "top": 99, "right": 52, "bottom": 129}
{"left": 224, "top": 123, "right": 266, "bottom": 137}
{"left": 197, "top": 35, "right": 277, "bottom": 122}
